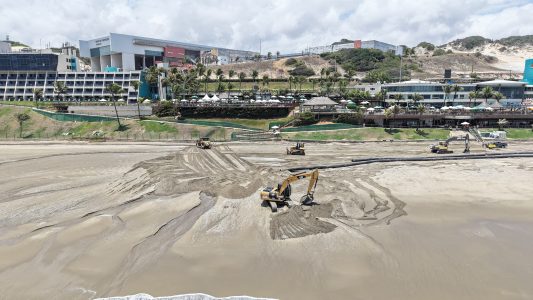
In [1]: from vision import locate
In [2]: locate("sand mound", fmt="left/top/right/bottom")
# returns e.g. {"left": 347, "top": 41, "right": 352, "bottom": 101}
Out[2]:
{"left": 269, "top": 203, "right": 337, "bottom": 240}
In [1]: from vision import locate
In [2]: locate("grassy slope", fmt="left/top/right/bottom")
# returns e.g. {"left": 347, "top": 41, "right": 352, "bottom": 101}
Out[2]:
{"left": 284, "top": 128, "right": 451, "bottom": 141}
{"left": 191, "top": 116, "right": 293, "bottom": 130}
{"left": 0, "top": 106, "right": 232, "bottom": 140}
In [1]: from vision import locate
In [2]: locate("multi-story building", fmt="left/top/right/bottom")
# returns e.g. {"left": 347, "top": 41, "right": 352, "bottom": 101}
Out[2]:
{"left": 308, "top": 39, "right": 403, "bottom": 56}
{"left": 0, "top": 46, "right": 140, "bottom": 101}
{"left": 79, "top": 33, "right": 258, "bottom": 71}
{"left": 381, "top": 79, "right": 525, "bottom": 107}
{"left": 0, "top": 41, "right": 10, "bottom": 53}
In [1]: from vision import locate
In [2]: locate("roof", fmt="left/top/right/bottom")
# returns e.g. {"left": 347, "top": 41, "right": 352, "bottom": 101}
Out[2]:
{"left": 302, "top": 97, "right": 338, "bottom": 106}
{"left": 476, "top": 79, "right": 526, "bottom": 87}
{"left": 385, "top": 79, "right": 441, "bottom": 86}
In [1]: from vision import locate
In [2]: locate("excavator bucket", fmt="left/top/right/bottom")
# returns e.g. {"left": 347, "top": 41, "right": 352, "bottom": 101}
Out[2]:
{"left": 300, "top": 194, "right": 314, "bottom": 205}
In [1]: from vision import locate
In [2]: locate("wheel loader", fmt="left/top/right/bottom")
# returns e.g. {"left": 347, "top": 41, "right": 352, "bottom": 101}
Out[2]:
{"left": 287, "top": 142, "right": 305, "bottom": 155}
{"left": 259, "top": 169, "right": 318, "bottom": 212}
{"left": 196, "top": 137, "right": 212, "bottom": 149}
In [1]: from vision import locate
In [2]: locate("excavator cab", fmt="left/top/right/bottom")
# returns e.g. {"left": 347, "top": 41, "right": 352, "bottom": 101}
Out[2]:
{"left": 260, "top": 169, "right": 318, "bottom": 212}
{"left": 287, "top": 142, "right": 305, "bottom": 155}
{"left": 196, "top": 137, "right": 212, "bottom": 149}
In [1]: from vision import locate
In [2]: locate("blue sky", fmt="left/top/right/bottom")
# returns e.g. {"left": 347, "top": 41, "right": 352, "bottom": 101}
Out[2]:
{"left": 0, "top": 0, "right": 532, "bottom": 53}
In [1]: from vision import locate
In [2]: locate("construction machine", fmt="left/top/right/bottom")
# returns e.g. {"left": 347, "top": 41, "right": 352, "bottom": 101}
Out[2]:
{"left": 287, "top": 142, "right": 305, "bottom": 155}
{"left": 486, "top": 141, "right": 508, "bottom": 149}
{"left": 196, "top": 137, "right": 212, "bottom": 149}
{"left": 260, "top": 169, "right": 319, "bottom": 212}
{"left": 430, "top": 135, "right": 470, "bottom": 154}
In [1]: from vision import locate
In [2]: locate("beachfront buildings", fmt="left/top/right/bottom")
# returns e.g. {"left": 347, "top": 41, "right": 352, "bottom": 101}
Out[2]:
{"left": 308, "top": 39, "right": 404, "bottom": 56}
{"left": 380, "top": 79, "right": 526, "bottom": 107}
{"left": 79, "top": 33, "right": 258, "bottom": 72}
{"left": 0, "top": 45, "right": 139, "bottom": 101}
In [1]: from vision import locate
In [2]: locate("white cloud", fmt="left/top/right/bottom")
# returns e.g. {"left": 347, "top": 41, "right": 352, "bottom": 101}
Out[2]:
{"left": 0, "top": 0, "right": 532, "bottom": 53}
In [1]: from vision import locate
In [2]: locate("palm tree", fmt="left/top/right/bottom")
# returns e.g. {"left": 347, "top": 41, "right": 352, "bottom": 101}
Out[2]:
{"left": 416, "top": 104, "right": 426, "bottom": 130}
{"left": 105, "top": 83, "right": 125, "bottom": 128}
{"left": 497, "top": 118, "right": 508, "bottom": 131}
{"left": 451, "top": 85, "right": 463, "bottom": 106}
{"left": 16, "top": 113, "right": 30, "bottom": 138}
{"left": 493, "top": 91, "right": 504, "bottom": 104}
{"left": 468, "top": 91, "right": 477, "bottom": 107}
{"left": 238, "top": 72, "right": 246, "bottom": 93}
{"left": 276, "top": 51, "right": 280, "bottom": 59}
{"left": 32, "top": 88, "right": 43, "bottom": 102}
{"left": 228, "top": 70, "right": 236, "bottom": 81}
{"left": 251, "top": 70, "right": 259, "bottom": 85}
{"left": 393, "top": 94, "right": 403, "bottom": 106}
{"left": 384, "top": 108, "right": 394, "bottom": 131}
{"left": 203, "top": 69, "right": 213, "bottom": 94}
{"left": 442, "top": 84, "right": 452, "bottom": 107}
{"left": 53, "top": 81, "right": 67, "bottom": 102}
{"left": 288, "top": 76, "right": 294, "bottom": 91}
{"left": 262, "top": 75, "right": 270, "bottom": 89}
{"left": 412, "top": 93, "right": 423, "bottom": 107}
{"left": 345, "top": 69, "right": 356, "bottom": 82}
{"left": 131, "top": 81, "right": 141, "bottom": 119}
{"left": 481, "top": 86, "right": 494, "bottom": 104}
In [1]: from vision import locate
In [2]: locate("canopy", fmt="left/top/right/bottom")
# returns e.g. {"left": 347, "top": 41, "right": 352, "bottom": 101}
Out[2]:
{"left": 142, "top": 99, "right": 151, "bottom": 104}
{"left": 340, "top": 100, "right": 348, "bottom": 103}
{"left": 374, "top": 106, "right": 383, "bottom": 109}
{"left": 460, "top": 122, "right": 470, "bottom": 126}
{"left": 212, "top": 95, "right": 220, "bottom": 101}
{"left": 98, "top": 99, "right": 107, "bottom": 102}
{"left": 361, "top": 101, "right": 370, "bottom": 105}
{"left": 202, "top": 94, "right": 211, "bottom": 100}
{"left": 271, "top": 126, "right": 280, "bottom": 129}
{"left": 367, "top": 108, "right": 375, "bottom": 111}
{"left": 117, "top": 99, "right": 125, "bottom": 102}
{"left": 181, "top": 99, "right": 188, "bottom": 102}
{"left": 269, "top": 99, "right": 281, "bottom": 103}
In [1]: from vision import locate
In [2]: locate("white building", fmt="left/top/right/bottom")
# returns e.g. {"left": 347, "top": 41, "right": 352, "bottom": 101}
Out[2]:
{"left": 79, "top": 33, "right": 258, "bottom": 71}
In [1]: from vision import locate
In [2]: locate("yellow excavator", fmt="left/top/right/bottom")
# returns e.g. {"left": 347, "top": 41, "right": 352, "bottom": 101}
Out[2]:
{"left": 260, "top": 169, "right": 319, "bottom": 212}
{"left": 430, "top": 135, "right": 470, "bottom": 154}
{"left": 287, "top": 142, "right": 305, "bottom": 155}
{"left": 196, "top": 137, "right": 212, "bottom": 149}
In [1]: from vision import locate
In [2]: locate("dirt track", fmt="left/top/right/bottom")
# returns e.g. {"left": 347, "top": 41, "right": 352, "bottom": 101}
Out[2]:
{"left": 1, "top": 141, "right": 533, "bottom": 299}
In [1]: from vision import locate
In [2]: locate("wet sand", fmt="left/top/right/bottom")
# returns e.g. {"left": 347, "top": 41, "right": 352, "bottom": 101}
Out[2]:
{"left": 1, "top": 141, "right": 533, "bottom": 299}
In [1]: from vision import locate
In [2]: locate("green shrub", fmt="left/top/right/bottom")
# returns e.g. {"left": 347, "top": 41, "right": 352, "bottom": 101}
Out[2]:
{"left": 179, "top": 106, "right": 290, "bottom": 119}
{"left": 152, "top": 101, "right": 178, "bottom": 117}
{"left": 289, "top": 65, "right": 315, "bottom": 76}
{"left": 333, "top": 113, "right": 363, "bottom": 125}
{"left": 293, "top": 112, "right": 318, "bottom": 126}
{"left": 417, "top": 42, "right": 435, "bottom": 51}
{"left": 433, "top": 49, "right": 446, "bottom": 56}
{"left": 285, "top": 58, "right": 298, "bottom": 66}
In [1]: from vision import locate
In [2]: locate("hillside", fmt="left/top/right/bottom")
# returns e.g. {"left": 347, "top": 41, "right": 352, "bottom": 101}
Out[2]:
{"left": 206, "top": 56, "right": 339, "bottom": 79}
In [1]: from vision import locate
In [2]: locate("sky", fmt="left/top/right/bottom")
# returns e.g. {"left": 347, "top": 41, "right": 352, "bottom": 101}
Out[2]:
{"left": 0, "top": 0, "right": 532, "bottom": 53}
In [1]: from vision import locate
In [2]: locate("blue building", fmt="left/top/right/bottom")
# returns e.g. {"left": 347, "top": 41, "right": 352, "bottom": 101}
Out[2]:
{"left": 523, "top": 58, "right": 533, "bottom": 85}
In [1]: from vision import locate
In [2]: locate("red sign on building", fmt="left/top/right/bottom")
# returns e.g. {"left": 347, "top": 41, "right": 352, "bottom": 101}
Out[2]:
{"left": 164, "top": 46, "right": 185, "bottom": 58}
{"left": 354, "top": 40, "right": 362, "bottom": 49}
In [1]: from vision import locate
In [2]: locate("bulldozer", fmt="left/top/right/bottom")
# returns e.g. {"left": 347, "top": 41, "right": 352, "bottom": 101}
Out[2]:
{"left": 287, "top": 142, "right": 305, "bottom": 155}
{"left": 260, "top": 169, "right": 318, "bottom": 212}
{"left": 430, "top": 135, "right": 470, "bottom": 154}
{"left": 196, "top": 137, "right": 212, "bottom": 149}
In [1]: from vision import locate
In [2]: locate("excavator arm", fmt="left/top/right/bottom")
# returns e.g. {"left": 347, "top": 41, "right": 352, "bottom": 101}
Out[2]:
{"left": 278, "top": 169, "right": 318, "bottom": 196}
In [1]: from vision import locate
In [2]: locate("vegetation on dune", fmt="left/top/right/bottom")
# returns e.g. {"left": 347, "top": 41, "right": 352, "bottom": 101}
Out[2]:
{"left": 496, "top": 35, "right": 533, "bottom": 47}
{"left": 448, "top": 36, "right": 491, "bottom": 50}
{"left": 417, "top": 42, "right": 435, "bottom": 51}
{"left": 140, "top": 120, "right": 179, "bottom": 133}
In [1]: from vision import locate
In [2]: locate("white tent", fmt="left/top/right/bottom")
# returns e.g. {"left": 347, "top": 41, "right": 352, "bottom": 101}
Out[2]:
{"left": 361, "top": 101, "right": 370, "bottom": 105}
{"left": 143, "top": 99, "right": 151, "bottom": 104}
{"left": 485, "top": 107, "right": 494, "bottom": 111}
{"left": 367, "top": 107, "right": 375, "bottom": 111}
{"left": 202, "top": 94, "right": 210, "bottom": 100}
{"left": 460, "top": 122, "right": 470, "bottom": 126}
{"left": 271, "top": 126, "right": 280, "bottom": 129}
{"left": 117, "top": 99, "right": 125, "bottom": 102}
{"left": 269, "top": 99, "right": 281, "bottom": 103}
{"left": 98, "top": 99, "right": 107, "bottom": 102}
{"left": 340, "top": 99, "right": 348, "bottom": 103}
{"left": 212, "top": 94, "right": 220, "bottom": 101}
{"left": 181, "top": 99, "right": 188, "bottom": 102}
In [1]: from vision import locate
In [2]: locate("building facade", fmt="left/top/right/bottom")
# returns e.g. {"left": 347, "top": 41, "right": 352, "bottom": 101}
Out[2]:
{"left": 79, "top": 33, "right": 257, "bottom": 71}
{"left": 308, "top": 39, "right": 403, "bottom": 56}
{"left": 380, "top": 79, "right": 526, "bottom": 107}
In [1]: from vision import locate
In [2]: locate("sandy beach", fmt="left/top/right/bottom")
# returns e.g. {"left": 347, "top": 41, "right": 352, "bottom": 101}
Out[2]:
{"left": 1, "top": 141, "right": 533, "bottom": 299}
